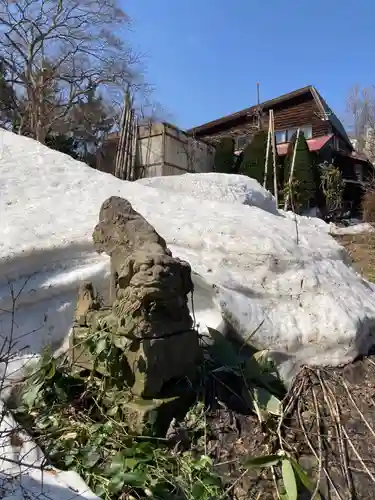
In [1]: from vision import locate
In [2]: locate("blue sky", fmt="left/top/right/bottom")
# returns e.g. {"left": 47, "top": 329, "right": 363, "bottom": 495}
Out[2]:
{"left": 123, "top": 0, "right": 375, "bottom": 131}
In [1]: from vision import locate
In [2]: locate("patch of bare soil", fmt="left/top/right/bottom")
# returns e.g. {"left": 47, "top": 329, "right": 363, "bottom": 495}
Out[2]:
{"left": 335, "top": 232, "right": 375, "bottom": 283}
{"left": 206, "top": 408, "right": 277, "bottom": 499}
{"left": 285, "top": 358, "right": 375, "bottom": 499}
{"left": 204, "top": 355, "right": 375, "bottom": 499}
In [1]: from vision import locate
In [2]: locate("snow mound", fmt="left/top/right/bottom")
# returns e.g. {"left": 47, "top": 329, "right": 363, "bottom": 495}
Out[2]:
{"left": 1, "top": 128, "right": 375, "bottom": 387}
{"left": 3, "top": 128, "right": 375, "bottom": 498}
{"left": 329, "top": 222, "right": 375, "bottom": 236}
{"left": 137, "top": 172, "right": 279, "bottom": 215}
{"left": 0, "top": 400, "right": 99, "bottom": 500}
{"left": 282, "top": 210, "right": 375, "bottom": 236}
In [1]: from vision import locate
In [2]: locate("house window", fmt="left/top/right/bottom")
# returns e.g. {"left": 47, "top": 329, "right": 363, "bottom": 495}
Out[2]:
{"left": 275, "top": 124, "right": 313, "bottom": 144}
{"left": 286, "top": 125, "right": 312, "bottom": 142}
{"left": 275, "top": 130, "right": 287, "bottom": 144}
{"left": 287, "top": 128, "right": 298, "bottom": 142}
{"left": 354, "top": 164, "right": 363, "bottom": 182}
{"left": 300, "top": 125, "right": 312, "bottom": 139}
{"left": 235, "top": 135, "right": 249, "bottom": 150}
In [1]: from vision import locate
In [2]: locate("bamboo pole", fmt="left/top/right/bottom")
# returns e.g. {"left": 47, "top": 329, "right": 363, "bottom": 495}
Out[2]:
{"left": 130, "top": 115, "right": 138, "bottom": 180}
{"left": 284, "top": 128, "right": 300, "bottom": 211}
{"left": 114, "top": 95, "right": 127, "bottom": 178}
{"left": 144, "top": 119, "right": 152, "bottom": 178}
{"left": 263, "top": 113, "right": 271, "bottom": 188}
{"left": 270, "top": 110, "right": 278, "bottom": 205}
{"left": 122, "top": 93, "right": 132, "bottom": 180}
{"left": 115, "top": 86, "right": 130, "bottom": 179}
{"left": 123, "top": 98, "right": 133, "bottom": 180}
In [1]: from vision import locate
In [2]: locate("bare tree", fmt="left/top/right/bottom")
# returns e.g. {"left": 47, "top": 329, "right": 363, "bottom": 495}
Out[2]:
{"left": 346, "top": 85, "right": 375, "bottom": 161}
{"left": 0, "top": 0, "right": 141, "bottom": 143}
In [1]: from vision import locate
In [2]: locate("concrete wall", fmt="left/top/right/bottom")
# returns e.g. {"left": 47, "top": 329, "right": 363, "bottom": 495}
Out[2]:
{"left": 136, "top": 122, "right": 215, "bottom": 178}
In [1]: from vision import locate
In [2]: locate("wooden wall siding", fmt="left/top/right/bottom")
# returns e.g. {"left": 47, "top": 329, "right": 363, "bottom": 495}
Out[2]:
{"left": 197, "top": 94, "right": 332, "bottom": 144}
{"left": 272, "top": 97, "right": 331, "bottom": 137}
{"left": 194, "top": 115, "right": 265, "bottom": 145}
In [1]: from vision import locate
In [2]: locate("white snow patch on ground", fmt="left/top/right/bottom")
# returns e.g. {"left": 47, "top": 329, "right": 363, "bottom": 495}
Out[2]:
{"left": 2, "top": 129, "right": 375, "bottom": 498}
{"left": 329, "top": 222, "right": 375, "bottom": 235}
{"left": 0, "top": 402, "right": 99, "bottom": 500}
{"left": 137, "top": 172, "right": 279, "bottom": 215}
{"left": 283, "top": 210, "right": 375, "bottom": 236}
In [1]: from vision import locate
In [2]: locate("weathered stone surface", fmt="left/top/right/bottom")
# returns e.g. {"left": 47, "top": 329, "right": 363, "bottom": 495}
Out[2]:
{"left": 70, "top": 196, "right": 201, "bottom": 400}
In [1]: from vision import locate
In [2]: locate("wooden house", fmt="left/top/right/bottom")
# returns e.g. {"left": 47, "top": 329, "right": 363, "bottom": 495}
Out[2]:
{"left": 187, "top": 86, "right": 372, "bottom": 214}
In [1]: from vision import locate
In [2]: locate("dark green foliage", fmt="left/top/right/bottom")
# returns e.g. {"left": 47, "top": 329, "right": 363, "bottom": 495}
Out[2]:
{"left": 214, "top": 136, "right": 235, "bottom": 173}
{"left": 0, "top": 60, "right": 18, "bottom": 128}
{"left": 239, "top": 130, "right": 279, "bottom": 194}
{"left": 283, "top": 132, "right": 315, "bottom": 212}
{"left": 239, "top": 130, "right": 267, "bottom": 185}
{"left": 45, "top": 134, "right": 81, "bottom": 159}
{"left": 234, "top": 151, "right": 243, "bottom": 174}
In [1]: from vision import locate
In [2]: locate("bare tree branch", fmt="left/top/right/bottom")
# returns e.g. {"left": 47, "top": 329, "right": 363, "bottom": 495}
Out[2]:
{"left": 0, "top": 0, "right": 142, "bottom": 143}
{"left": 345, "top": 85, "right": 375, "bottom": 164}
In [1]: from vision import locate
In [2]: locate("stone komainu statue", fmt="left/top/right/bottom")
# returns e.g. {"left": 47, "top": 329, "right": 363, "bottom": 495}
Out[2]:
{"left": 70, "top": 196, "right": 201, "bottom": 398}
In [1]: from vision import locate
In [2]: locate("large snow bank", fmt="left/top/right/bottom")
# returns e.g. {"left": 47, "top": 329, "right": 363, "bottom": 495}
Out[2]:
{"left": 329, "top": 221, "right": 375, "bottom": 236}
{"left": 2, "top": 128, "right": 375, "bottom": 498}
{"left": 137, "top": 173, "right": 279, "bottom": 215}
{"left": 1, "top": 129, "right": 375, "bottom": 385}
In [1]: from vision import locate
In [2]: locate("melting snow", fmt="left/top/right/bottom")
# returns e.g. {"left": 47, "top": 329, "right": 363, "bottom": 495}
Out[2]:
{"left": 1, "top": 129, "right": 375, "bottom": 498}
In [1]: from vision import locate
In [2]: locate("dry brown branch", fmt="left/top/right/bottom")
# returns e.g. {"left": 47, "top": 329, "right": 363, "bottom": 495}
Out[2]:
{"left": 0, "top": 0, "right": 142, "bottom": 142}
{"left": 346, "top": 85, "right": 375, "bottom": 162}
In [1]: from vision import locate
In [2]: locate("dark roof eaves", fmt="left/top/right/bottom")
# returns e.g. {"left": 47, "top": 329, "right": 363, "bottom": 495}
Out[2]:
{"left": 187, "top": 85, "right": 313, "bottom": 135}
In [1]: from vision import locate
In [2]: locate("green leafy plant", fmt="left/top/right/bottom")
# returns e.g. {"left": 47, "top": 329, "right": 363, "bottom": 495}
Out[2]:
{"left": 244, "top": 452, "right": 322, "bottom": 500}
{"left": 207, "top": 327, "right": 284, "bottom": 417}
{"left": 14, "top": 340, "right": 228, "bottom": 500}
{"left": 320, "top": 163, "right": 344, "bottom": 215}
{"left": 12, "top": 319, "right": 318, "bottom": 500}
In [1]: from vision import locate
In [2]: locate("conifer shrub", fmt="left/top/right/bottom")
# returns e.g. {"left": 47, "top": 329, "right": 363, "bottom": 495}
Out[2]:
{"left": 239, "top": 130, "right": 280, "bottom": 195}
{"left": 283, "top": 132, "right": 315, "bottom": 212}
{"left": 214, "top": 136, "right": 235, "bottom": 173}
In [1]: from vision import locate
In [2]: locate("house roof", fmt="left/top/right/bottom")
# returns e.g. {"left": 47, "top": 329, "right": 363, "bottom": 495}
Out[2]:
{"left": 276, "top": 134, "right": 333, "bottom": 156}
{"left": 187, "top": 86, "right": 312, "bottom": 134}
{"left": 187, "top": 85, "right": 352, "bottom": 150}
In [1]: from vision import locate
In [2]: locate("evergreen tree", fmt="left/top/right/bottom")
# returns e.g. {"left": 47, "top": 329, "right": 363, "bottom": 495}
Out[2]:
{"left": 45, "top": 134, "right": 81, "bottom": 159}
{"left": 239, "top": 130, "right": 279, "bottom": 193}
{"left": 214, "top": 137, "right": 235, "bottom": 173}
{"left": 283, "top": 132, "right": 315, "bottom": 212}
{"left": 0, "top": 60, "right": 19, "bottom": 129}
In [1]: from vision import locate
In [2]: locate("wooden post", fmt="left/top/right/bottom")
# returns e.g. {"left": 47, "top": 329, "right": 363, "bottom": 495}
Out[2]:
{"left": 263, "top": 113, "right": 271, "bottom": 188}
{"left": 270, "top": 110, "right": 278, "bottom": 205}
{"left": 161, "top": 122, "right": 166, "bottom": 176}
{"left": 284, "top": 128, "right": 300, "bottom": 211}
{"left": 115, "top": 86, "right": 130, "bottom": 179}
{"left": 114, "top": 91, "right": 127, "bottom": 178}
{"left": 130, "top": 115, "right": 138, "bottom": 180}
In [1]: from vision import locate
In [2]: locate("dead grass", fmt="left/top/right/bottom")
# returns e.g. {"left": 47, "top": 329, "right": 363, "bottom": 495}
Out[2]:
{"left": 335, "top": 232, "right": 375, "bottom": 283}
{"left": 362, "top": 179, "right": 375, "bottom": 223}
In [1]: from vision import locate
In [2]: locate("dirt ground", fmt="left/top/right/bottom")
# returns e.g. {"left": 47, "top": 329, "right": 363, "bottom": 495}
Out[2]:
{"left": 206, "top": 360, "right": 375, "bottom": 499}
{"left": 335, "top": 232, "right": 375, "bottom": 283}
